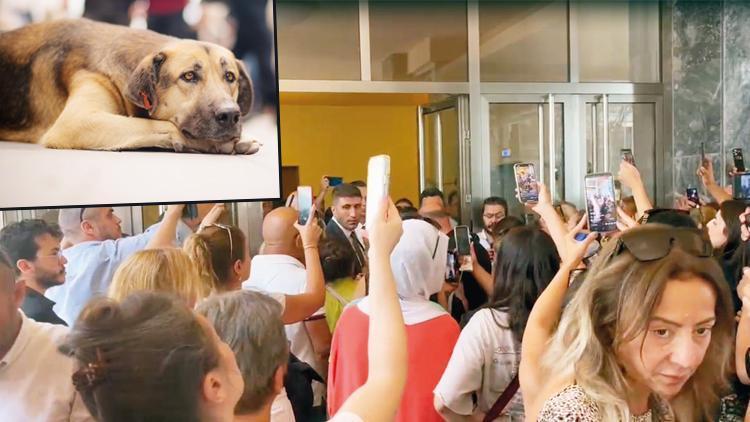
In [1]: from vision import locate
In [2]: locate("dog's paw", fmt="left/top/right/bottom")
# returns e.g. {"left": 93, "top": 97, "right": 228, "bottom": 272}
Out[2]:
{"left": 235, "top": 139, "right": 261, "bottom": 155}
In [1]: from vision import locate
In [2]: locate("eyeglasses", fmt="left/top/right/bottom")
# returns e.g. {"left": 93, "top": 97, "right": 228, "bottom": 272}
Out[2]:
{"left": 612, "top": 227, "right": 712, "bottom": 262}
{"left": 201, "top": 223, "right": 233, "bottom": 257}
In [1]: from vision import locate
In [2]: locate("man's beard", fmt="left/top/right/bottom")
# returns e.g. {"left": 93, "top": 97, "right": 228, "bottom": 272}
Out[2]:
{"left": 36, "top": 273, "right": 64, "bottom": 290}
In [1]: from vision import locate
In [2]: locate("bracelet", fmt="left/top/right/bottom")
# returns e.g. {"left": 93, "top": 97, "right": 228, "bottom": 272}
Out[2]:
{"left": 303, "top": 245, "right": 318, "bottom": 250}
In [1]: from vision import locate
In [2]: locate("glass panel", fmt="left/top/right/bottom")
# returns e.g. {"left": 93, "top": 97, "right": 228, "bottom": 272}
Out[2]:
{"left": 422, "top": 112, "right": 440, "bottom": 189}
{"left": 577, "top": 1, "right": 660, "bottom": 82}
{"left": 489, "top": 103, "right": 564, "bottom": 215}
{"left": 140, "top": 204, "right": 235, "bottom": 232}
{"left": 586, "top": 102, "right": 656, "bottom": 198}
{"left": 479, "top": 0, "right": 568, "bottom": 82}
{"left": 369, "top": 1, "right": 468, "bottom": 81}
{"left": 276, "top": 1, "right": 361, "bottom": 80}
{"left": 439, "top": 108, "right": 461, "bottom": 222}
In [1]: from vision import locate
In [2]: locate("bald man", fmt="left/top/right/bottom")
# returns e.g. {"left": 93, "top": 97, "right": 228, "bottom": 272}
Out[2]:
{"left": 242, "top": 207, "right": 330, "bottom": 413}
{"left": 46, "top": 206, "right": 185, "bottom": 325}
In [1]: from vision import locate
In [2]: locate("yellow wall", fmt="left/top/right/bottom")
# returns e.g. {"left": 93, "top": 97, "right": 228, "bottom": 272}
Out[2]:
{"left": 279, "top": 98, "right": 422, "bottom": 205}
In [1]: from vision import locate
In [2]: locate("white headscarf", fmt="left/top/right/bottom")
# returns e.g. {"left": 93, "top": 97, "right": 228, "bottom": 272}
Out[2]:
{"left": 358, "top": 219, "right": 449, "bottom": 325}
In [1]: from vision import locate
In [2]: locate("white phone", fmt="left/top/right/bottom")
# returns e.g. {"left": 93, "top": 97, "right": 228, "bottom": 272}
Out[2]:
{"left": 365, "top": 155, "right": 391, "bottom": 231}
{"left": 297, "top": 186, "right": 313, "bottom": 225}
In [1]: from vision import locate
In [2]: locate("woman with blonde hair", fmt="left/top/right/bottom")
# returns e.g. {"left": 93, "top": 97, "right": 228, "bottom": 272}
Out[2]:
{"left": 521, "top": 225, "right": 735, "bottom": 420}
{"left": 109, "top": 248, "right": 207, "bottom": 306}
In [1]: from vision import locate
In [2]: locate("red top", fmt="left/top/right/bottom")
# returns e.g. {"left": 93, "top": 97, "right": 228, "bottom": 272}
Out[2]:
{"left": 148, "top": 0, "right": 187, "bottom": 15}
{"left": 328, "top": 306, "right": 460, "bottom": 422}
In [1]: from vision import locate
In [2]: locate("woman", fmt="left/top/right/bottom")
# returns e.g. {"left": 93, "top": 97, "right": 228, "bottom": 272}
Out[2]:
{"left": 434, "top": 227, "right": 560, "bottom": 421}
{"left": 183, "top": 219, "right": 326, "bottom": 324}
{"left": 522, "top": 225, "right": 734, "bottom": 420}
{"left": 61, "top": 198, "right": 410, "bottom": 422}
{"left": 108, "top": 248, "right": 207, "bottom": 306}
{"left": 319, "top": 238, "right": 366, "bottom": 332}
{"left": 708, "top": 200, "right": 747, "bottom": 311}
{"left": 328, "top": 218, "right": 461, "bottom": 421}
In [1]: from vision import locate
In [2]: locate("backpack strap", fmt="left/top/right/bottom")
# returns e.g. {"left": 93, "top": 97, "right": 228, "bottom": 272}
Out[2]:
{"left": 483, "top": 374, "right": 519, "bottom": 422}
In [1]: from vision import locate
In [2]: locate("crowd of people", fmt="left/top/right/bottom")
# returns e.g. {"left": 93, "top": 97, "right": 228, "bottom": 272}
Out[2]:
{"left": 4, "top": 155, "right": 750, "bottom": 421}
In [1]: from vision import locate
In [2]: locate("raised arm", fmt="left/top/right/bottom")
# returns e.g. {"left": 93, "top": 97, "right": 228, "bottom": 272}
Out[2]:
{"left": 197, "top": 203, "right": 226, "bottom": 231}
{"left": 618, "top": 160, "right": 653, "bottom": 220}
{"left": 280, "top": 204, "right": 326, "bottom": 324}
{"left": 145, "top": 204, "right": 184, "bottom": 249}
{"left": 531, "top": 182, "right": 568, "bottom": 256}
{"left": 336, "top": 199, "right": 407, "bottom": 421}
{"left": 520, "top": 217, "right": 596, "bottom": 417}
{"left": 736, "top": 269, "right": 750, "bottom": 385}
{"left": 698, "top": 159, "right": 732, "bottom": 204}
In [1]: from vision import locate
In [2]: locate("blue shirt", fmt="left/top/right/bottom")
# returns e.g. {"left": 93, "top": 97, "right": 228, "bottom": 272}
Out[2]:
{"left": 144, "top": 219, "right": 194, "bottom": 247}
{"left": 45, "top": 231, "right": 155, "bottom": 325}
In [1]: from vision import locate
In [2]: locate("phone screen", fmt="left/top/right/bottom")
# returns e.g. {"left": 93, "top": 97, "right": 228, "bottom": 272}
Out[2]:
{"left": 733, "top": 148, "right": 746, "bottom": 172}
{"left": 686, "top": 187, "right": 699, "bottom": 204}
{"left": 182, "top": 204, "right": 199, "bottom": 220}
{"left": 734, "top": 173, "right": 750, "bottom": 200}
{"left": 621, "top": 149, "right": 635, "bottom": 166}
{"left": 454, "top": 225, "right": 473, "bottom": 272}
{"left": 297, "top": 186, "right": 313, "bottom": 225}
{"left": 514, "top": 163, "right": 539, "bottom": 203}
{"left": 366, "top": 155, "right": 391, "bottom": 231}
{"left": 584, "top": 173, "right": 617, "bottom": 232}
{"left": 701, "top": 142, "right": 707, "bottom": 166}
{"left": 328, "top": 176, "right": 343, "bottom": 187}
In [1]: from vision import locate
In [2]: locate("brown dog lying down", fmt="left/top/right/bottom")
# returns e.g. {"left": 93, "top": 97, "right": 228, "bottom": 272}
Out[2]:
{"left": 0, "top": 18, "right": 261, "bottom": 154}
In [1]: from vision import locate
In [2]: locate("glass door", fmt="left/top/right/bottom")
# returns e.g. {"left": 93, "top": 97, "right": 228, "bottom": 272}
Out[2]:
{"left": 584, "top": 95, "right": 662, "bottom": 200}
{"left": 482, "top": 95, "right": 566, "bottom": 216}
{"left": 418, "top": 96, "right": 470, "bottom": 223}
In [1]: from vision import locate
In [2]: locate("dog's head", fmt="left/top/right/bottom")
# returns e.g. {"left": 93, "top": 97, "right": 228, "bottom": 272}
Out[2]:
{"left": 125, "top": 41, "right": 253, "bottom": 152}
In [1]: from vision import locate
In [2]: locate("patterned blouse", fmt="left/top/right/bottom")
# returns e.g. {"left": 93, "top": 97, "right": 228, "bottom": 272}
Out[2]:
{"left": 537, "top": 385, "right": 672, "bottom": 422}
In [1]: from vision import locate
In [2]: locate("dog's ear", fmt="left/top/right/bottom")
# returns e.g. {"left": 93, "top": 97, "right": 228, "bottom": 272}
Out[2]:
{"left": 235, "top": 59, "right": 254, "bottom": 116}
{"left": 126, "top": 52, "right": 166, "bottom": 116}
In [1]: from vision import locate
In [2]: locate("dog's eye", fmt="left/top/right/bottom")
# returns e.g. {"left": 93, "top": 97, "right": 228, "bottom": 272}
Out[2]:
{"left": 181, "top": 71, "right": 197, "bottom": 82}
{"left": 225, "top": 71, "right": 236, "bottom": 83}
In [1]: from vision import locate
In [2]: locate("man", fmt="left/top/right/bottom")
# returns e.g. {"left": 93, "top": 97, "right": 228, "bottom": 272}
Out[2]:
{"left": 0, "top": 220, "right": 67, "bottom": 325}
{"left": 144, "top": 203, "right": 225, "bottom": 246}
{"left": 350, "top": 180, "right": 367, "bottom": 226}
{"left": 326, "top": 183, "right": 367, "bottom": 276}
{"left": 242, "top": 207, "right": 330, "bottom": 414}
{"left": 46, "top": 205, "right": 184, "bottom": 325}
{"left": 476, "top": 196, "right": 508, "bottom": 262}
{"left": 419, "top": 187, "right": 458, "bottom": 228}
{"left": 0, "top": 249, "right": 93, "bottom": 421}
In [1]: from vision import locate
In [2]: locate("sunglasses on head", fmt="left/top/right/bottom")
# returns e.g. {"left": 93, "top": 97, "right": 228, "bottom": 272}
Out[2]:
{"left": 201, "top": 223, "right": 234, "bottom": 257}
{"left": 636, "top": 208, "right": 689, "bottom": 225}
{"left": 612, "top": 226, "right": 712, "bottom": 262}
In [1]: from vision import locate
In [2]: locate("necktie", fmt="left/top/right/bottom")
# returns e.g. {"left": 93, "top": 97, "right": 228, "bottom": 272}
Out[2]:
{"left": 350, "top": 231, "right": 367, "bottom": 270}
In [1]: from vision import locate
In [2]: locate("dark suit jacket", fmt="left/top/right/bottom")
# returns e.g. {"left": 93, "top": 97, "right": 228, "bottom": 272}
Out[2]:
{"left": 325, "top": 219, "right": 364, "bottom": 276}
{"left": 22, "top": 287, "right": 67, "bottom": 326}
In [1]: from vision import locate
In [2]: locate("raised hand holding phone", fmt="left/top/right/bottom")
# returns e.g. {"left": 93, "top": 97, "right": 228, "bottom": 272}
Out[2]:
{"left": 584, "top": 173, "right": 617, "bottom": 233}
{"left": 453, "top": 225, "right": 473, "bottom": 272}
{"left": 366, "top": 155, "right": 391, "bottom": 232}
{"left": 293, "top": 202, "right": 322, "bottom": 248}
{"left": 297, "top": 186, "right": 313, "bottom": 225}
{"left": 514, "top": 163, "right": 540, "bottom": 203}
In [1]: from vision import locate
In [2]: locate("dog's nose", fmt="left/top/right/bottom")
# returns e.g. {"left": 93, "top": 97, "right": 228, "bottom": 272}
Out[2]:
{"left": 215, "top": 106, "right": 240, "bottom": 127}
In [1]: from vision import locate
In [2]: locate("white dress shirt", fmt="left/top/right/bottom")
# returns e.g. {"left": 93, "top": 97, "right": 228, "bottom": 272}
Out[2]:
{"left": 46, "top": 231, "right": 155, "bottom": 325}
{"left": 242, "top": 254, "right": 326, "bottom": 406}
{"left": 0, "top": 311, "right": 93, "bottom": 422}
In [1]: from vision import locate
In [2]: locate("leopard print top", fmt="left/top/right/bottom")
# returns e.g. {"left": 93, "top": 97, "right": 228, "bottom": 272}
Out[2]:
{"left": 537, "top": 385, "right": 672, "bottom": 421}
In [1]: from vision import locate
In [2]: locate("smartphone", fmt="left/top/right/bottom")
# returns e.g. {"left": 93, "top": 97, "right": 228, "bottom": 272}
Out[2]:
{"left": 513, "top": 163, "right": 539, "bottom": 203}
{"left": 733, "top": 148, "right": 746, "bottom": 172}
{"left": 365, "top": 155, "right": 391, "bottom": 231}
{"left": 584, "top": 173, "right": 617, "bottom": 233}
{"left": 297, "top": 186, "right": 313, "bottom": 225}
{"left": 183, "top": 204, "right": 199, "bottom": 219}
{"left": 700, "top": 142, "right": 707, "bottom": 167}
{"left": 621, "top": 148, "right": 635, "bottom": 166}
{"left": 733, "top": 173, "right": 750, "bottom": 200}
{"left": 453, "top": 225, "right": 473, "bottom": 272}
{"left": 686, "top": 187, "right": 699, "bottom": 205}
{"left": 327, "top": 176, "right": 343, "bottom": 187}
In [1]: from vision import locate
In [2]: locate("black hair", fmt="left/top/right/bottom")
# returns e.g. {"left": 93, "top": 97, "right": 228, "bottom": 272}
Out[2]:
{"left": 419, "top": 187, "right": 445, "bottom": 205}
{"left": 332, "top": 183, "right": 363, "bottom": 202}
{"left": 395, "top": 197, "right": 414, "bottom": 208}
{"left": 488, "top": 226, "right": 560, "bottom": 344}
{"left": 645, "top": 210, "right": 698, "bottom": 230}
{"left": 318, "top": 238, "right": 356, "bottom": 282}
{"left": 0, "top": 219, "right": 63, "bottom": 275}
{"left": 349, "top": 180, "right": 366, "bottom": 188}
{"left": 482, "top": 196, "right": 509, "bottom": 215}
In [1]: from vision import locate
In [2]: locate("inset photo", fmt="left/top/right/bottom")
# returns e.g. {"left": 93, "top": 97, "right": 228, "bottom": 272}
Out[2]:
{"left": 0, "top": 0, "right": 280, "bottom": 208}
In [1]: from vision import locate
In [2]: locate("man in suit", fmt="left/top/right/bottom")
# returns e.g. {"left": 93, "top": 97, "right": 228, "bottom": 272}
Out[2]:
{"left": 325, "top": 183, "right": 367, "bottom": 277}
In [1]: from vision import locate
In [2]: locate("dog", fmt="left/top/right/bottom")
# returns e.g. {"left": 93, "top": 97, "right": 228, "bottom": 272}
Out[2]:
{"left": 0, "top": 18, "right": 261, "bottom": 154}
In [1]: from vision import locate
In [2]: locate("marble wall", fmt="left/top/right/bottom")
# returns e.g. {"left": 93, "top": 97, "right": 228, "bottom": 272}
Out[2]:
{"left": 671, "top": 1, "right": 750, "bottom": 200}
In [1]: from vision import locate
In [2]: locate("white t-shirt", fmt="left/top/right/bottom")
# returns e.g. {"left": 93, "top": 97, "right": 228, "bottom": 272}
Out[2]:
{"left": 434, "top": 308, "right": 524, "bottom": 421}
{"left": 0, "top": 312, "right": 93, "bottom": 422}
{"left": 242, "top": 254, "right": 326, "bottom": 406}
{"left": 271, "top": 388, "right": 295, "bottom": 422}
